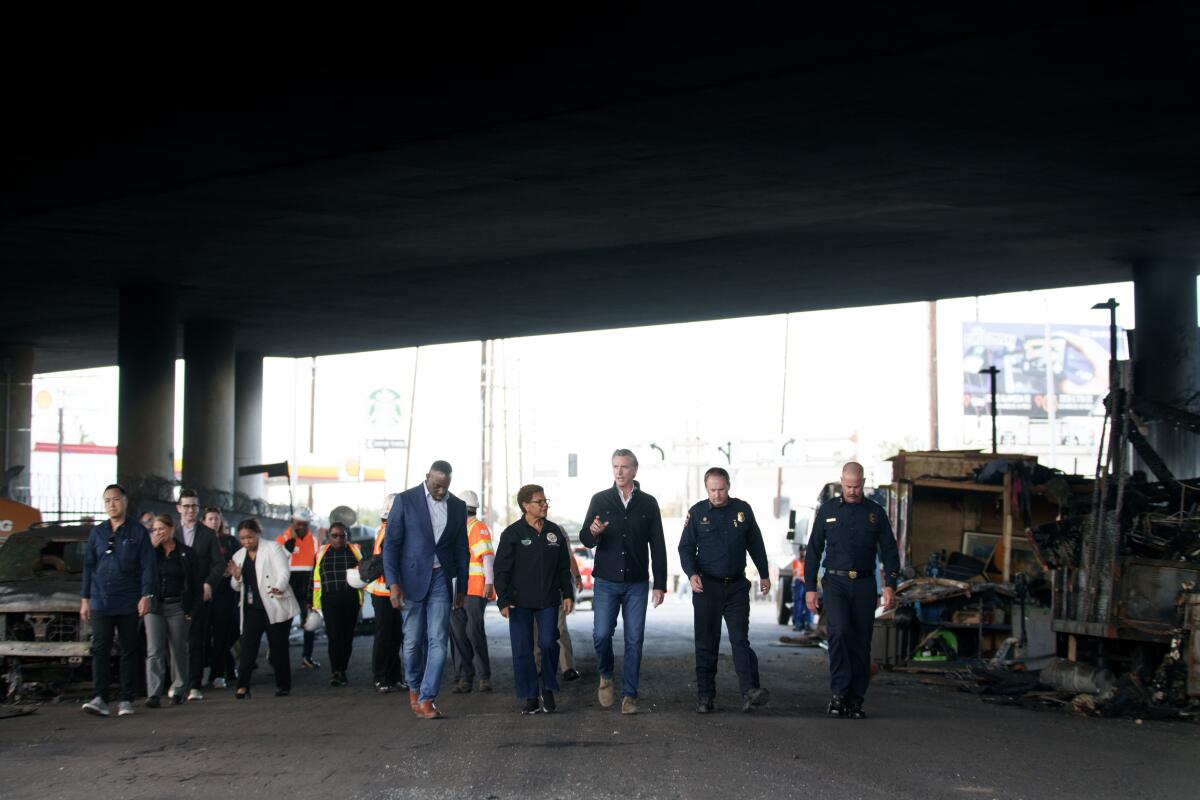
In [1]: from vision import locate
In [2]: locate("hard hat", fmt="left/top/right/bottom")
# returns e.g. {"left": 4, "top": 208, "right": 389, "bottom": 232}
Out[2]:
{"left": 459, "top": 490, "right": 480, "bottom": 509}
{"left": 292, "top": 506, "right": 314, "bottom": 523}
{"left": 380, "top": 493, "right": 398, "bottom": 521}
{"left": 303, "top": 609, "right": 324, "bottom": 632}
{"left": 346, "top": 567, "right": 366, "bottom": 589}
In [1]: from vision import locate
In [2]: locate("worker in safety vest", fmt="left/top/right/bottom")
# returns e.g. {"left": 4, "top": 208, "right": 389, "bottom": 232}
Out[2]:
{"left": 276, "top": 507, "right": 321, "bottom": 668}
{"left": 792, "top": 546, "right": 812, "bottom": 631}
{"left": 312, "top": 521, "right": 362, "bottom": 687}
{"left": 448, "top": 490, "right": 494, "bottom": 693}
{"left": 369, "top": 494, "right": 407, "bottom": 693}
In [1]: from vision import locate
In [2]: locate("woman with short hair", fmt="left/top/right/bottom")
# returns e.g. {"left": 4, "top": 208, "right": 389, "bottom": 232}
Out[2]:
{"left": 229, "top": 518, "right": 300, "bottom": 698}
{"left": 493, "top": 484, "right": 574, "bottom": 714}
{"left": 144, "top": 514, "right": 200, "bottom": 708}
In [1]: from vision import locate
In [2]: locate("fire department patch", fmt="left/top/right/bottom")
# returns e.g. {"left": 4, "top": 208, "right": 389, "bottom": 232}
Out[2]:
{"left": 547, "top": 532, "right": 558, "bottom": 544}
{"left": 869, "top": 512, "right": 878, "bottom": 524}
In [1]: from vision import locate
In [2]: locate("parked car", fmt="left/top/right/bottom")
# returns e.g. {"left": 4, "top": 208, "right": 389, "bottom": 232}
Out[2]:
{"left": 0, "top": 523, "right": 95, "bottom": 700}
{"left": 573, "top": 546, "right": 594, "bottom": 607}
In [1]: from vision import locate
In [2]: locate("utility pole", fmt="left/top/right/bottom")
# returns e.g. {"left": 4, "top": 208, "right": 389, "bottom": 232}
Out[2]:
{"left": 57, "top": 407, "right": 64, "bottom": 521}
{"left": 776, "top": 314, "right": 789, "bottom": 517}
{"left": 928, "top": 301, "right": 939, "bottom": 450}
{"left": 403, "top": 348, "right": 420, "bottom": 487}
{"left": 979, "top": 366, "right": 1000, "bottom": 454}
{"left": 307, "top": 357, "right": 316, "bottom": 510}
{"left": 480, "top": 340, "right": 490, "bottom": 523}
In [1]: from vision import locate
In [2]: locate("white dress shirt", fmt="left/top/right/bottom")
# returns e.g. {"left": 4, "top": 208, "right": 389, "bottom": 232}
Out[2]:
{"left": 425, "top": 485, "right": 448, "bottom": 568}
{"left": 617, "top": 486, "right": 636, "bottom": 509}
{"left": 181, "top": 524, "right": 196, "bottom": 548}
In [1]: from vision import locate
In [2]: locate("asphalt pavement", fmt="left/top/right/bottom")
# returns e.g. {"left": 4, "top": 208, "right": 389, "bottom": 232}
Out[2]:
{"left": 0, "top": 597, "right": 1196, "bottom": 800}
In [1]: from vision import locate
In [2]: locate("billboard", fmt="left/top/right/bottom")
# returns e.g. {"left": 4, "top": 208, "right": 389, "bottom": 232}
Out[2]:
{"left": 962, "top": 322, "right": 1125, "bottom": 419}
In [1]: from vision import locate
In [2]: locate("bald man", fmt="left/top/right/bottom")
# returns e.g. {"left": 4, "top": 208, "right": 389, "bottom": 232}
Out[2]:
{"left": 804, "top": 462, "right": 900, "bottom": 719}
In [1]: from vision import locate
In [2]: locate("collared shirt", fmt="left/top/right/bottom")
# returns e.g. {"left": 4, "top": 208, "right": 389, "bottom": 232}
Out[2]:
{"left": 181, "top": 523, "right": 196, "bottom": 548}
{"left": 617, "top": 485, "right": 635, "bottom": 509}
{"left": 425, "top": 485, "right": 448, "bottom": 569}
{"left": 578, "top": 481, "right": 668, "bottom": 591}
{"left": 804, "top": 496, "right": 901, "bottom": 589}
{"left": 678, "top": 497, "right": 770, "bottom": 580}
{"left": 493, "top": 518, "right": 574, "bottom": 610}
{"left": 80, "top": 518, "right": 158, "bottom": 615}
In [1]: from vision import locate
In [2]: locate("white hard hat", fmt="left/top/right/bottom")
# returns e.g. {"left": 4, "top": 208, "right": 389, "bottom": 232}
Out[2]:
{"left": 292, "top": 506, "right": 314, "bottom": 523}
{"left": 303, "top": 609, "right": 324, "bottom": 632}
{"left": 459, "top": 490, "right": 480, "bottom": 509}
{"left": 380, "top": 493, "right": 398, "bottom": 521}
{"left": 346, "top": 567, "right": 366, "bottom": 589}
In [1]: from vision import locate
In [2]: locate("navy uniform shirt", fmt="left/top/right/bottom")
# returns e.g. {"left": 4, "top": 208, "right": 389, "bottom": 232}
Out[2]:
{"left": 803, "top": 497, "right": 900, "bottom": 589}
{"left": 678, "top": 497, "right": 770, "bottom": 580}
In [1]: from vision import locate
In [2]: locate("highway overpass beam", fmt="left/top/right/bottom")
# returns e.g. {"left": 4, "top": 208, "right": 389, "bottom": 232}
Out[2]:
{"left": 1132, "top": 259, "right": 1200, "bottom": 477}
{"left": 182, "top": 321, "right": 235, "bottom": 496}
{"left": 234, "top": 351, "right": 264, "bottom": 499}
{"left": 117, "top": 285, "right": 177, "bottom": 488}
{"left": 0, "top": 344, "right": 34, "bottom": 503}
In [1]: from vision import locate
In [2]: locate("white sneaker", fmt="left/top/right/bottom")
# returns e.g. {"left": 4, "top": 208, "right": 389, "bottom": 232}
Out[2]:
{"left": 167, "top": 687, "right": 175, "bottom": 700}
{"left": 82, "top": 697, "right": 110, "bottom": 716}
{"left": 212, "top": 678, "right": 227, "bottom": 689}
{"left": 117, "top": 701, "right": 135, "bottom": 717}
{"left": 187, "top": 688, "right": 204, "bottom": 701}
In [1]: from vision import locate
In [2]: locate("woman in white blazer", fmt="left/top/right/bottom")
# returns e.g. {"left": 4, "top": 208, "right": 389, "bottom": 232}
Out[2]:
{"left": 230, "top": 518, "right": 300, "bottom": 698}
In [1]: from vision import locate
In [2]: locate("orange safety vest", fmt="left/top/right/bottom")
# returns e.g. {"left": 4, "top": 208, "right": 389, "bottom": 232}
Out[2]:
{"left": 466, "top": 517, "right": 494, "bottom": 597}
{"left": 792, "top": 556, "right": 805, "bottom": 581}
{"left": 276, "top": 527, "right": 316, "bottom": 572}
{"left": 366, "top": 523, "right": 390, "bottom": 597}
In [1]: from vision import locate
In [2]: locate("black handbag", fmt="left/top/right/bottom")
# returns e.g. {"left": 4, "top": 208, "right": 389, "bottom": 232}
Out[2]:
{"left": 358, "top": 554, "right": 385, "bottom": 584}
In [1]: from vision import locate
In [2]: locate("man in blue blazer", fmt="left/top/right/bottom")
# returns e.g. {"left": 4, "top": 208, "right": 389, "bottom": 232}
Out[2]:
{"left": 384, "top": 460, "right": 470, "bottom": 719}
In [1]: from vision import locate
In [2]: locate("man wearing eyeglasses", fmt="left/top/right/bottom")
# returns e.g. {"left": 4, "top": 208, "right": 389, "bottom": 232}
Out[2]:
{"left": 176, "top": 488, "right": 224, "bottom": 700}
{"left": 578, "top": 448, "right": 667, "bottom": 715}
{"left": 80, "top": 484, "right": 158, "bottom": 717}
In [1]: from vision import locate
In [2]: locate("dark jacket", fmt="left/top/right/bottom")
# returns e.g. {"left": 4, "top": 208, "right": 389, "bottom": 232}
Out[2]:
{"left": 81, "top": 518, "right": 157, "bottom": 615}
{"left": 578, "top": 482, "right": 667, "bottom": 591}
{"left": 804, "top": 497, "right": 901, "bottom": 589}
{"left": 178, "top": 522, "right": 224, "bottom": 591}
{"left": 494, "top": 518, "right": 574, "bottom": 610}
{"left": 212, "top": 533, "right": 242, "bottom": 598}
{"left": 678, "top": 497, "right": 770, "bottom": 580}
{"left": 153, "top": 541, "right": 202, "bottom": 615}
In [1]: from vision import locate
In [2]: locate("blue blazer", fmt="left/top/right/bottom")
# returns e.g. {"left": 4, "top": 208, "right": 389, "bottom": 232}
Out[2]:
{"left": 382, "top": 484, "right": 469, "bottom": 603}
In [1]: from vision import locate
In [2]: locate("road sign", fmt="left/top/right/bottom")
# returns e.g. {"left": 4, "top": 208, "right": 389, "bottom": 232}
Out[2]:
{"left": 365, "top": 438, "right": 407, "bottom": 450}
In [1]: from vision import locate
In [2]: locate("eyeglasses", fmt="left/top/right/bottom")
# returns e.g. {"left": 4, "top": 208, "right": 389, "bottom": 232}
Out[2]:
{"left": 531, "top": 499, "right": 550, "bottom": 507}
{"left": 178, "top": 503, "right": 199, "bottom": 510}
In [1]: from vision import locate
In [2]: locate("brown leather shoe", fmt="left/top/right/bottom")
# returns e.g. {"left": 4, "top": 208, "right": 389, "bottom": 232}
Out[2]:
{"left": 419, "top": 699, "right": 444, "bottom": 720}
{"left": 409, "top": 690, "right": 421, "bottom": 716}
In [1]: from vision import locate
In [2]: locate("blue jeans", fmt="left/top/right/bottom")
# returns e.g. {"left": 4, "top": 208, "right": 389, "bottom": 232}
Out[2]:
{"left": 509, "top": 605, "right": 561, "bottom": 700}
{"left": 592, "top": 578, "right": 649, "bottom": 698}
{"left": 792, "top": 578, "right": 812, "bottom": 629}
{"left": 402, "top": 571, "right": 451, "bottom": 702}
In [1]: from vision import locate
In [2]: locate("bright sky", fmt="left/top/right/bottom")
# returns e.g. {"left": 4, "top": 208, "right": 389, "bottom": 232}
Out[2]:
{"left": 30, "top": 280, "right": 1144, "bottom": 567}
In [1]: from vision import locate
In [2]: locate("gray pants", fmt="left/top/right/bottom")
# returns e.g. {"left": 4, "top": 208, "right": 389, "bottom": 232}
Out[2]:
{"left": 145, "top": 602, "right": 191, "bottom": 698}
{"left": 449, "top": 595, "right": 491, "bottom": 682}
{"left": 534, "top": 607, "right": 575, "bottom": 674}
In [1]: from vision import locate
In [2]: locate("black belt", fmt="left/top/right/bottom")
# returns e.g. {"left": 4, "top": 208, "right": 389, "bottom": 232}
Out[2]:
{"left": 161, "top": 596, "right": 182, "bottom": 603}
{"left": 700, "top": 574, "right": 743, "bottom": 584}
{"left": 825, "top": 569, "right": 870, "bottom": 580}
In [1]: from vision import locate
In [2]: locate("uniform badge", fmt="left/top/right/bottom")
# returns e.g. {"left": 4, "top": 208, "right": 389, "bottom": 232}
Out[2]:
{"left": 547, "top": 532, "right": 558, "bottom": 544}
{"left": 868, "top": 512, "right": 878, "bottom": 525}
{"left": 520, "top": 538, "right": 532, "bottom": 546}
{"left": 702, "top": 517, "right": 708, "bottom": 524}
{"left": 737, "top": 511, "right": 745, "bottom": 523}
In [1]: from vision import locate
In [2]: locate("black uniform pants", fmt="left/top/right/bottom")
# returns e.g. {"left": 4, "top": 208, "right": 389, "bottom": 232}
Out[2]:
{"left": 237, "top": 602, "right": 291, "bottom": 692}
{"left": 371, "top": 593, "right": 405, "bottom": 685}
{"left": 289, "top": 572, "right": 315, "bottom": 659}
{"left": 449, "top": 595, "right": 491, "bottom": 682}
{"left": 187, "top": 599, "right": 210, "bottom": 688}
{"left": 209, "top": 588, "right": 239, "bottom": 681}
{"left": 323, "top": 591, "right": 360, "bottom": 675}
{"left": 692, "top": 576, "right": 759, "bottom": 698}
{"left": 822, "top": 575, "right": 878, "bottom": 700}
{"left": 91, "top": 612, "right": 140, "bottom": 702}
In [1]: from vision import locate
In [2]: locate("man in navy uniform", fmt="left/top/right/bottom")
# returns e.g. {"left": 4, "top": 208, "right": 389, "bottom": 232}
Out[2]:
{"left": 679, "top": 467, "right": 771, "bottom": 714}
{"left": 805, "top": 461, "right": 899, "bottom": 719}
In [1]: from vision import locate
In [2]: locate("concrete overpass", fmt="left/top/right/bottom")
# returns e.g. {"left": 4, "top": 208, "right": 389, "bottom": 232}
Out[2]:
{"left": 2, "top": 5, "right": 1198, "bottom": 500}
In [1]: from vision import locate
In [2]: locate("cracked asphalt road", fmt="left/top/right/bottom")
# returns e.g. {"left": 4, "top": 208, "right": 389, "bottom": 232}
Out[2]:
{"left": 1, "top": 599, "right": 1196, "bottom": 800}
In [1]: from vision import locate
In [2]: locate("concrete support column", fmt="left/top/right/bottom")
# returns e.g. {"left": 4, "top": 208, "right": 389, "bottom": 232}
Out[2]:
{"left": 182, "top": 322, "right": 235, "bottom": 495}
{"left": 1, "top": 344, "right": 34, "bottom": 502}
{"left": 234, "top": 351, "right": 264, "bottom": 499}
{"left": 118, "top": 285, "right": 177, "bottom": 488}
{"left": 1132, "top": 260, "right": 1200, "bottom": 477}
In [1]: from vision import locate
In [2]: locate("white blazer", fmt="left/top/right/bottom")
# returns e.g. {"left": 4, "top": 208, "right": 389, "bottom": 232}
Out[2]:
{"left": 230, "top": 538, "right": 301, "bottom": 626}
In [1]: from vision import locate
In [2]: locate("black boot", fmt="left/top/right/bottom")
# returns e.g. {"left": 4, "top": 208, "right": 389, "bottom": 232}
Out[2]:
{"left": 541, "top": 690, "right": 556, "bottom": 713}
{"left": 847, "top": 696, "right": 866, "bottom": 719}
{"left": 696, "top": 696, "right": 715, "bottom": 714}
{"left": 522, "top": 697, "right": 541, "bottom": 715}
{"left": 826, "top": 695, "right": 848, "bottom": 717}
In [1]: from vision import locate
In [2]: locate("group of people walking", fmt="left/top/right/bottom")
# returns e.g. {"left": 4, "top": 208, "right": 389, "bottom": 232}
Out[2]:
{"left": 79, "top": 453, "right": 900, "bottom": 721}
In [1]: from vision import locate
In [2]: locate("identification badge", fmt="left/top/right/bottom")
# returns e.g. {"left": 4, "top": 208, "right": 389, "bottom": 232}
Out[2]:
{"left": 547, "top": 532, "right": 558, "bottom": 544}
